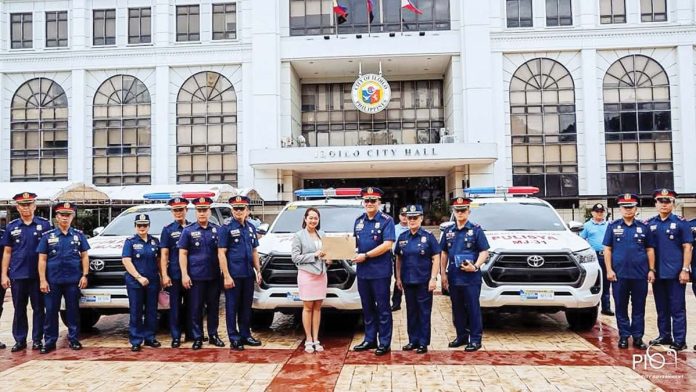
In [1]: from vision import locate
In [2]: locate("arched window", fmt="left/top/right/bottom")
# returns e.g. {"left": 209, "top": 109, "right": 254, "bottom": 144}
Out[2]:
{"left": 509, "top": 58, "right": 578, "bottom": 197}
{"left": 176, "top": 71, "right": 237, "bottom": 184}
{"left": 603, "top": 55, "right": 672, "bottom": 195}
{"left": 93, "top": 75, "right": 151, "bottom": 185}
{"left": 10, "top": 78, "right": 68, "bottom": 181}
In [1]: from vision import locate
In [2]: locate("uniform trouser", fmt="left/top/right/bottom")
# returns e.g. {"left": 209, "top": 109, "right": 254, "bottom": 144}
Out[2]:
{"left": 189, "top": 278, "right": 220, "bottom": 340}
{"left": 612, "top": 278, "right": 647, "bottom": 339}
{"left": 167, "top": 279, "right": 188, "bottom": 340}
{"left": 653, "top": 278, "right": 687, "bottom": 344}
{"left": 0, "top": 285, "right": 5, "bottom": 332}
{"left": 391, "top": 256, "right": 402, "bottom": 307}
{"left": 450, "top": 284, "right": 483, "bottom": 344}
{"left": 357, "top": 277, "right": 393, "bottom": 347}
{"left": 43, "top": 282, "right": 81, "bottom": 347}
{"left": 11, "top": 278, "right": 44, "bottom": 344}
{"left": 597, "top": 253, "right": 612, "bottom": 311}
{"left": 127, "top": 282, "right": 160, "bottom": 346}
{"left": 403, "top": 282, "right": 433, "bottom": 346}
{"left": 224, "top": 277, "right": 254, "bottom": 342}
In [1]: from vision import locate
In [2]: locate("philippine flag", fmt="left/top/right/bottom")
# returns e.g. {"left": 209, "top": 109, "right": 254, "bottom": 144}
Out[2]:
{"left": 333, "top": 0, "right": 348, "bottom": 24}
{"left": 366, "top": 0, "right": 375, "bottom": 23}
{"left": 401, "top": 0, "right": 424, "bottom": 15}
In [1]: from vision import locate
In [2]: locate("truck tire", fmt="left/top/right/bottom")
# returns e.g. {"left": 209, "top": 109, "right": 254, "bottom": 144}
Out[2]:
{"left": 565, "top": 306, "right": 598, "bottom": 331}
{"left": 61, "top": 309, "right": 101, "bottom": 330}
{"left": 251, "top": 310, "right": 275, "bottom": 330}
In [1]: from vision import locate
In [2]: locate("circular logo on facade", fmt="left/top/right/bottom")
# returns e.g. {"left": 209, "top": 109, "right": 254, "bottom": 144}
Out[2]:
{"left": 351, "top": 74, "right": 391, "bottom": 114}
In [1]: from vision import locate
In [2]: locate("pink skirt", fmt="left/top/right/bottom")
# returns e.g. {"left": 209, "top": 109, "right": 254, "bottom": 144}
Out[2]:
{"left": 297, "top": 269, "right": 328, "bottom": 301}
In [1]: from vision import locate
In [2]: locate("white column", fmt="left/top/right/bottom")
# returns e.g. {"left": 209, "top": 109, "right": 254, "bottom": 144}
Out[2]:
{"left": 533, "top": 0, "right": 546, "bottom": 27}
{"left": 152, "top": 65, "right": 170, "bottom": 185}
{"left": 676, "top": 45, "right": 696, "bottom": 192}
{"left": 491, "top": 52, "right": 510, "bottom": 186}
{"left": 154, "top": 0, "right": 171, "bottom": 46}
{"left": 71, "top": 0, "right": 87, "bottom": 49}
{"left": 577, "top": 0, "right": 596, "bottom": 28}
{"left": 0, "top": 73, "right": 6, "bottom": 181}
{"left": 675, "top": 0, "right": 694, "bottom": 24}
{"left": 580, "top": 49, "right": 604, "bottom": 195}
{"left": 70, "top": 69, "right": 87, "bottom": 182}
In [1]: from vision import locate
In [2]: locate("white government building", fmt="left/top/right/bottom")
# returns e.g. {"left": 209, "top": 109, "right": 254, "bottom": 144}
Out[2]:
{"left": 1, "top": 0, "right": 695, "bottom": 219}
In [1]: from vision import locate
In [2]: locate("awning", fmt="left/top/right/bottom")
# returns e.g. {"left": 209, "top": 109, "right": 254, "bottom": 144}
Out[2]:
{"left": 0, "top": 182, "right": 109, "bottom": 206}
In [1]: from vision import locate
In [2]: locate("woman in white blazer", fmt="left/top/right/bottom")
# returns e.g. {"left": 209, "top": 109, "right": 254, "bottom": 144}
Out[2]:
{"left": 291, "top": 207, "right": 331, "bottom": 353}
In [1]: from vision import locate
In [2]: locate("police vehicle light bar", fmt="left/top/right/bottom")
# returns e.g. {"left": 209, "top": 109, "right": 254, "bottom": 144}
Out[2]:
{"left": 142, "top": 191, "right": 216, "bottom": 200}
{"left": 464, "top": 186, "right": 539, "bottom": 196}
{"left": 294, "top": 188, "right": 362, "bottom": 198}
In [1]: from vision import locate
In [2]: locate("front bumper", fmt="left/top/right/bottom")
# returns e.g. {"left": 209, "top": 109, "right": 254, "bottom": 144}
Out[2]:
{"left": 78, "top": 287, "right": 169, "bottom": 310}
{"left": 253, "top": 286, "right": 362, "bottom": 312}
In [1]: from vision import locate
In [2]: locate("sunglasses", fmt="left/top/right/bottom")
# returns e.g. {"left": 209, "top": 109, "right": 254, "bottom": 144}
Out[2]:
{"left": 136, "top": 224, "right": 149, "bottom": 228}
{"left": 172, "top": 208, "right": 185, "bottom": 213}
{"left": 407, "top": 216, "right": 421, "bottom": 220}
{"left": 656, "top": 198, "right": 673, "bottom": 204}
{"left": 620, "top": 205, "right": 637, "bottom": 209}
{"left": 453, "top": 208, "right": 469, "bottom": 212}
{"left": 232, "top": 207, "right": 246, "bottom": 211}
{"left": 57, "top": 212, "right": 73, "bottom": 217}
{"left": 364, "top": 198, "right": 379, "bottom": 204}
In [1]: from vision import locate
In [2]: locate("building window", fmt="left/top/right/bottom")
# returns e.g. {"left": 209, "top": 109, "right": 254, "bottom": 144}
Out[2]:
{"left": 46, "top": 11, "right": 68, "bottom": 47}
{"left": 507, "top": 0, "right": 533, "bottom": 27}
{"left": 10, "top": 78, "right": 68, "bottom": 181}
{"left": 301, "top": 80, "right": 444, "bottom": 147}
{"left": 128, "top": 7, "right": 152, "bottom": 44}
{"left": 289, "top": 0, "right": 450, "bottom": 36}
{"left": 10, "top": 13, "right": 33, "bottom": 49}
{"left": 546, "top": 0, "right": 572, "bottom": 26}
{"left": 176, "top": 5, "right": 200, "bottom": 41}
{"left": 509, "top": 58, "right": 578, "bottom": 198}
{"left": 641, "top": 0, "right": 667, "bottom": 22}
{"left": 93, "top": 75, "right": 152, "bottom": 185}
{"left": 213, "top": 3, "right": 237, "bottom": 40}
{"left": 603, "top": 55, "right": 672, "bottom": 195}
{"left": 93, "top": 9, "right": 116, "bottom": 46}
{"left": 176, "top": 72, "right": 238, "bottom": 184}
{"left": 599, "top": 0, "right": 626, "bottom": 24}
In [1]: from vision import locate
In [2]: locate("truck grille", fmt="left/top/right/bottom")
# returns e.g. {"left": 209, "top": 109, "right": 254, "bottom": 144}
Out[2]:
{"left": 485, "top": 252, "right": 583, "bottom": 287}
{"left": 261, "top": 254, "right": 355, "bottom": 289}
{"left": 88, "top": 257, "right": 126, "bottom": 287}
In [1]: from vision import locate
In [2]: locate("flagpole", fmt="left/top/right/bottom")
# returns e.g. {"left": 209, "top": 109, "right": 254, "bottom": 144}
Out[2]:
{"left": 334, "top": 8, "right": 339, "bottom": 38}
{"left": 400, "top": 4, "right": 403, "bottom": 35}
{"left": 367, "top": 0, "right": 371, "bottom": 37}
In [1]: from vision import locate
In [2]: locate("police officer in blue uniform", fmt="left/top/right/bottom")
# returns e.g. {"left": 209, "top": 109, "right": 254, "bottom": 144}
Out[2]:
{"left": 394, "top": 205, "right": 440, "bottom": 354}
{"left": 580, "top": 202, "right": 613, "bottom": 316}
{"left": 352, "top": 187, "right": 396, "bottom": 356}
{"left": 0, "top": 223, "right": 4, "bottom": 350}
{"left": 391, "top": 207, "right": 409, "bottom": 312}
{"left": 178, "top": 197, "right": 225, "bottom": 350}
{"left": 218, "top": 196, "right": 263, "bottom": 351}
{"left": 122, "top": 213, "right": 162, "bottom": 351}
{"left": 440, "top": 196, "right": 490, "bottom": 352}
{"left": 647, "top": 189, "right": 693, "bottom": 351}
{"left": 1, "top": 192, "right": 51, "bottom": 352}
{"left": 602, "top": 193, "right": 655, "bottom": 349}
{"left": 689, "top": 216, "right": 696, "bottom": 350}
{"left": 160, "top": 197, "right": 190, "bottom": 348}
{"left": 37, "top": 202, "right": 90, "bottom": 354}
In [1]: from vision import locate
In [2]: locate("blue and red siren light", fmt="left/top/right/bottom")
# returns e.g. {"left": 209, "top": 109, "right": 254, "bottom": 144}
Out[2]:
{"left": 294, "top": 188, "right": 362, "bottom": 199}
{"left": 464, "top": 186, "right": 539, "bottom": 196}
{"left": 142, "top": 191, "right": 216, "bottom": 200}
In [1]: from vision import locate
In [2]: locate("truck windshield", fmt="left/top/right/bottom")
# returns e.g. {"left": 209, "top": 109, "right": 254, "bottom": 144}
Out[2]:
{"left": 271, "top": 205, "right": 365, "bottom": 233}
{"left": 99, "top": 207, "right": 214, "bottom": 236}
{"left": 468, "top": 202, "right": 566, "bottom": 231}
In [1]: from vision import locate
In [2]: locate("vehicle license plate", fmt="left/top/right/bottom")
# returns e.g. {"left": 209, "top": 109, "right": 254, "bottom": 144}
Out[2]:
{"left": 519, "top": 290, "right": 554, "bottom": 300}
{"left": 286, "top": 292, "right": 301, "bottom": 302}
{"left": 80, "top": 295, "right": 111, "bottom": 303}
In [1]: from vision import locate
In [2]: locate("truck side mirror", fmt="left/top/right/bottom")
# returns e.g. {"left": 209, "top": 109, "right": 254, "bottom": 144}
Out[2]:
{"left": 257, "top": 223, "right": 270, "bottom": 235}
{"left": 567, "top": 221, "right": 583, "bottom": 233}
{"left": 93, "top": 226, "right": 104, "bottom": 236}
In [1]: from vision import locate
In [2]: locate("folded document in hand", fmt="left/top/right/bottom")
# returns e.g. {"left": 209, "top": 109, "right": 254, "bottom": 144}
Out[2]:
{"left": 321, "top": 235, "right": 357, "bottom": 260}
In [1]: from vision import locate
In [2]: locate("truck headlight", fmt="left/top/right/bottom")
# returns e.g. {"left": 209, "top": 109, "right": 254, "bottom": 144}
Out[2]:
{"left": 573, "top": 248, "right": 597, "bottom": 264}
{"left": 259, "top": 252, "right": 270, "bottom": 268}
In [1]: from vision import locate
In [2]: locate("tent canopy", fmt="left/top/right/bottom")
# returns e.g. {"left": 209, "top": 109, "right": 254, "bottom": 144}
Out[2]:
{"left": 0, "top": 182, "right": 109, "bottom": 205}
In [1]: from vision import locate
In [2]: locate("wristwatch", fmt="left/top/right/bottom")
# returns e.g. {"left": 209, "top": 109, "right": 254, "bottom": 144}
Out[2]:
{"left": 473, "top": 265, "right": 480, "bottom": 272}
{"left": 649, "top": 268, "right": 656, "bottom": 273}
{"left": 681, "top": 267, "right": 691, "bottom": 273}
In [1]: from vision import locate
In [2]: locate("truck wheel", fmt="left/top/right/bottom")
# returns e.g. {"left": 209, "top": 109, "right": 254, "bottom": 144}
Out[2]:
{"left": 565, "top": 306, "right": 598, "bottom": 331}
{"left": 61, "top": 309, "right": 101, "bottom": 330}
{"left": 251, "top": 310, "right": 275, "bottom": 330}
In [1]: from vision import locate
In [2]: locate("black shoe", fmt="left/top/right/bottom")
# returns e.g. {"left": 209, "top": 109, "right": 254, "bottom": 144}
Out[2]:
{"left": 669, "top": 342, "right": 687, "bottom": 351}
{"left": 11, "top": 342, "right": 27, "bottom": 352}
{"left": 601, "top": 309, "right": 615, "bottom": 316}
{"left": 390, "top": 305, "right": 401, "bottom": 312}
{"left": 0, "top": 341, "right": 5, "bottom": 349}
{"left": 416, "top": 345, "right": 428, "bottom": 354}
{"left": 231, "top": 340, "right": 245, "bottom": 351}
{"left": 375, "top": 346, "right": 391, "bottom": 356}
{"left": 171, "top": 339, "right": 181, "bottom": 348}
{"left": 32, "top": 342, "right": 42, "bottom": 350}
{"left": 243, "top": 337, "right": 261, "bottom": 347}
{"left": 131, "top": 344, "right": 141, "bottom": 352}
{"left": 633, "top": 338, "right": 647, "bottom": 350}
{"left": 448, "top": 338, "right": 467, "bottom": 348}
{"left": 402, "top": 343, "right": 416, "bottom": 351}
{"left": 464, "top": 342, "right": 482, "bottom": 352}
{"left": 144, "top": 339, "right": 161, "bottom": 348}
{"left": 618, "top": 337, "right": 629, "bottom": 349}
{"left": 192, "top": 340, "right": 203, "bottom": 350}
{"left": 69, "top": 341, "right": 82, "bottom": 350}
{"left": 649, "top": 337, "right": 672, "bottom": 346}
{"left": 353, "top": 341, "right": 378, "bottom": 351}
{"left": 40, "top": 345, "right": 56, "bottom": 354}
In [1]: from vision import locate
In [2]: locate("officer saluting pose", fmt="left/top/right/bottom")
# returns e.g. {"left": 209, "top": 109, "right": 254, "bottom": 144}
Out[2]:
{"left": 440, "top": 197, "right": 490, "bottom": 352}
{"left": 603, "top": 194, "right": 655, "bottom": 349}
{"left": 394, "top": 205, "right": 440, "bottom": 354}
{"left": 37, "top": 202, "right": 90, "bottom": 354}
{"left": 647, "top": 189, "right": 693, "bottom": 351}
{"left": 122, "top": 214, "right": 161, "bottom": 352}
{"left": 160, "top": 197, "right": 190, "bottom": 348}
{"left": 178, "top": 197, "right": 225, "bottom": 350}
{"left": 1, "top": 192, "right": 51, "bottom": 352}
{"left": 352, "top": 187, "right": 396, "bottom": 356}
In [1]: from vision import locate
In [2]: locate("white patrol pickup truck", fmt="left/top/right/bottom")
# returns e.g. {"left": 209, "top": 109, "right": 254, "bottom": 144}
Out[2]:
{"left": 253, "top": 191, "right": 366, "bottom": 328}
{"left": 442, "top": 187, "right": 602, "bottom": 331}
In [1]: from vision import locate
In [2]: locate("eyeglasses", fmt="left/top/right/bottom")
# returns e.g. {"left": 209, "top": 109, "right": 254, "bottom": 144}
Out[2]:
{"left": 172, "top": 208, "right": 185, "bottom": 213}
{"left": 364, "top": 198, "right": 379, "bottom": 204}
{"left": 136, "top": 224, "right": 149, "bottom": 228}
{"left": 232, "top": 207, "right": 246, "bottom": 211}
{"left": 656, "top": 198, "right": 673, "bottom": 204}
{"left": 406, "top": 216, "right": 420, "bottom": 220}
